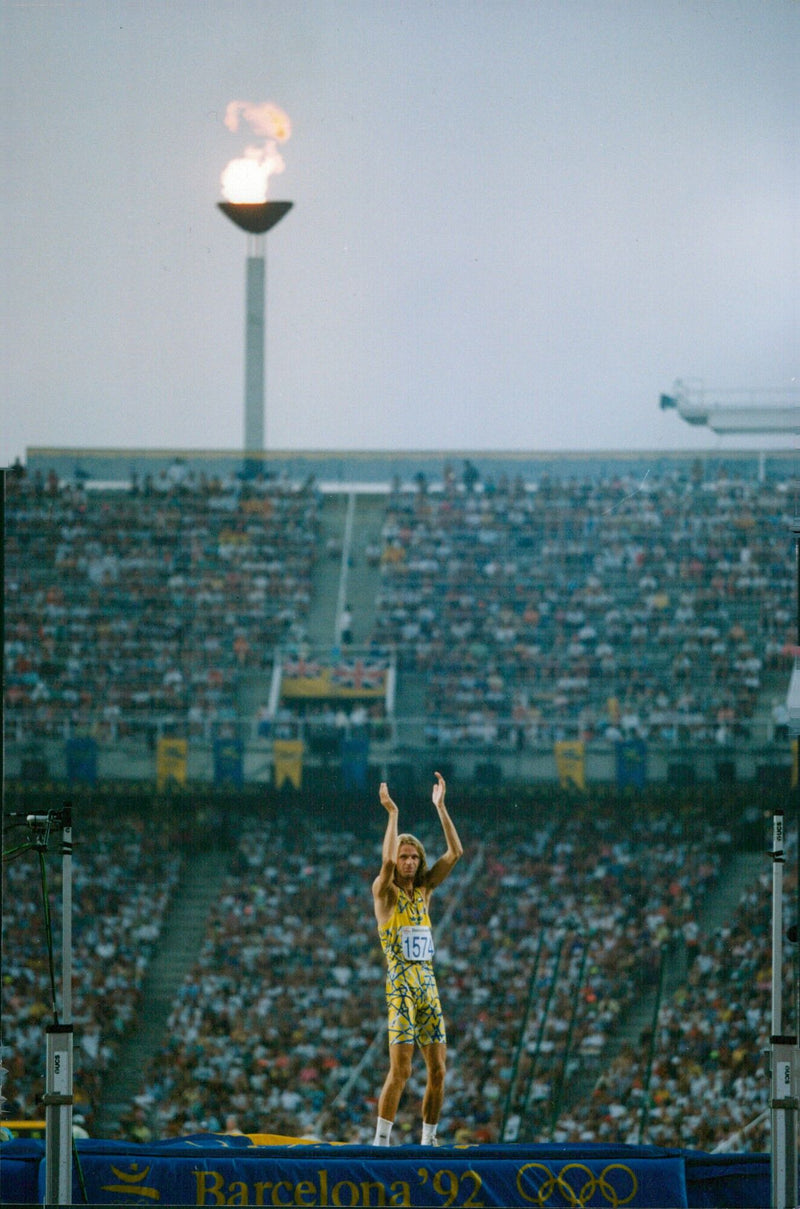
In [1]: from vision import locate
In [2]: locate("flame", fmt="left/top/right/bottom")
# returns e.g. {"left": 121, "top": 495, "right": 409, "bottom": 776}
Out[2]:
{"left": 221, "top": 100, "right": 291, "bottom": 203}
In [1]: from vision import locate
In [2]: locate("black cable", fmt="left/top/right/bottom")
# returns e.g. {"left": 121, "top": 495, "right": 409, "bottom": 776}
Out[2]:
{"left": 72, "top": 1135, "right": 89, "bottom": 1203}
{"left": 38, "top": 848, "right": 60, "bottom": 1026}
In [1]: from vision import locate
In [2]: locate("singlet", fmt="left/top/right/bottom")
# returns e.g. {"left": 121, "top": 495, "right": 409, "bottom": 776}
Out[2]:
{"left": 378, "top": 886, "right": 435, "bottom": 974}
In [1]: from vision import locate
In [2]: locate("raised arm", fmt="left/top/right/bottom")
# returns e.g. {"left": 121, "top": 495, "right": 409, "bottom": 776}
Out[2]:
{"left": 379, "top": 782, "right": 399, "bottom": 863}
{"left": 372, "top": 782, "right": 399, "bottom": 924}
{"left": 425, "top": 771, "right": 463, "bottom": 890}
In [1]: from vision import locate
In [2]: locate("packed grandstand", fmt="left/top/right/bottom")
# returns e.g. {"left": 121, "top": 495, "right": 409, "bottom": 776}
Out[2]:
{"left": 3, "top": 449, "right": 800, "bottom": 1153}
{"left": 5, "top": 450, "right": 799, "bottom": 759}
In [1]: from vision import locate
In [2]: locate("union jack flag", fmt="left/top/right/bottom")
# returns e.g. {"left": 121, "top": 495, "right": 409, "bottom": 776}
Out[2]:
{"left": 331, "top": 659, "right": 386, "bottom": 691}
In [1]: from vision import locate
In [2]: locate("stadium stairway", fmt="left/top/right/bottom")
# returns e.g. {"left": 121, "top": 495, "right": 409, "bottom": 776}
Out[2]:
{"left": 244, "top": 490, "right": 390, "bottom": 653}
{"left": 94, "top": 842, "right": 231, "bottom": 1138}
{"left": 233, "top": 495, "right": 351, "bottom": 723}
{"left": 337, "top": 493, "right": 385, "bottom": 645}
{"left": 233, "top": 494, "right": 394, "bottom": 755}
{"left": 279, "top": 490, "right": 386, "bottom": 650}
{"left": 338, "top": 492, "right": 429, "bottom": 735}
{"left": 303, "top": 494, "right": 350, "bottom": 646}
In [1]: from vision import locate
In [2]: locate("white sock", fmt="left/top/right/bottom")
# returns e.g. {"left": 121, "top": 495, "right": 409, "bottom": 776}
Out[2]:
{"left": 421, "top": 1121, "right": 438, "bottom": 1145}
{"left": 373, "top": 1117, "right": 393, "bottom": 1146}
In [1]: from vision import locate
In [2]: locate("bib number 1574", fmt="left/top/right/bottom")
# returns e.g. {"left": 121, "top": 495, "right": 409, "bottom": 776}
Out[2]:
{"left": 401, "top": 926, "right": 434, "bottom": 961}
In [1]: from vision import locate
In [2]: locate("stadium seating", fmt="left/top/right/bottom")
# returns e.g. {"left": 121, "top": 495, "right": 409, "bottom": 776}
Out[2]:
{"left": 4, "top": 471, "right": 319, "bottom": 743}
{"left": 370, "top": 469, "right": 795, "bottom": 746}
{"left": 4, "top": 455, "right": 796, "bottom": 1153}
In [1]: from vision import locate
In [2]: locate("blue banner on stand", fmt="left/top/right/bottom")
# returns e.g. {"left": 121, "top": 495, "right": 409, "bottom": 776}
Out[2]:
{"left": 616, "top": 737, "right": 647, "bottom": 789}
{"left": 341, "top": 736, "right": 369, "bottom": 791}
{"left": 213, "top": 737, "right": 244, "bottom": 787}
{"left": 65, "top": 736, "right": 98, "bottom": 784}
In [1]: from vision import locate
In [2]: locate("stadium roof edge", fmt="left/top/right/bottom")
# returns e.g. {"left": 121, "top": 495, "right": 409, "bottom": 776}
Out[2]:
{"left": 24, "top": 445, "right": 796, "bottom": 459}
{"left": 18, "top": 445, "right": 799, "bottom": 488}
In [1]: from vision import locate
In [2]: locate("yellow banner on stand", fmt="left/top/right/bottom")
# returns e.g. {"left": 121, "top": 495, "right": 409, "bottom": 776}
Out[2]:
{"left": 156, "top": 737, "right": 187, "bottom": 789}
{"left": 274, "top": 739, "right": 304, "bottom": 789}
{"left": 281, "top": 661, "right": 387, "bottom": 700}
{"left": 554, "top": 740, "right": 586, "bottom": 790}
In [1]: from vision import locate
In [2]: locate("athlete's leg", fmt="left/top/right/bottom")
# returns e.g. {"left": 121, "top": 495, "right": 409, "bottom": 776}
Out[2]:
{"left": 377, "top": 1041, "right": 414, "bottom": 1122}
{"left": 420, "top": 1041, "right": 447, "bottom": 1125}
{"left": 376, "top": 978, "right": 418, "bottom": 1142}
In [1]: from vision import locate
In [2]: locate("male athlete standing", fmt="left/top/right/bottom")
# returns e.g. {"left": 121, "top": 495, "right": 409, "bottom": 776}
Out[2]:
{"left": 372, "top": 771, "right": 463, "bottom": 1146}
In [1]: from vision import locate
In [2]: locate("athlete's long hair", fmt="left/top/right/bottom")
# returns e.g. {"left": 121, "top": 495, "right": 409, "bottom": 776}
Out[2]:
{"left": 396, "top": 833, "right": 428, "bottom": 888}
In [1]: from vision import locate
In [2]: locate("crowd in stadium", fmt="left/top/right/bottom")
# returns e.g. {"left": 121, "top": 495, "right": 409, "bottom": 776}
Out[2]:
{"left": 4, "top": 461, "right": 798, "bottom": 750}
{"left": 557, "top": 855, "right": 785, "bottom": 1153}
{"left": 372, "top": 466, "right": 795, "bottom": 746}
{"left": 4, "top": 453, "right": 797, "bottom": 1157}
{"left": 4, "top": 467, "right": 319, "bottom": 743}
{"left": 2, "top": 787, "right": 784, "bottom": 1152}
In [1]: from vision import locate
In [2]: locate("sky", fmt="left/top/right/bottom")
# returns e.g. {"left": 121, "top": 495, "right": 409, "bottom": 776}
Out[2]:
{"left": 1, "top": 0, "right": 798, "bottom": 466}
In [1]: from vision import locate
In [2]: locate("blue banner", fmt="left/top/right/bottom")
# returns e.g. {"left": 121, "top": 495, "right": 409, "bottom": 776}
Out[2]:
{"left": 68, "top": 1148, "right": 686, "bottom": 1207}
{"left": 0, "top": 1136, "right": 776, "bottom": 1208}
{"left": 341, "top": 736, "right": 369, "bottom": 791}
{"left": 684, "top": 1155, "right": 773, "bottom": 1209}
{"left": 616, "top": 737, "right": 647, "bottom": 789}
{"left": 0, "top": 1139, "right": 40, "bottom": 1204}
{"left": 214, "top": 737, "right": 244, "bottom": 787}
{"left": 65, "top": 736, "right": 98, "bottom": 784}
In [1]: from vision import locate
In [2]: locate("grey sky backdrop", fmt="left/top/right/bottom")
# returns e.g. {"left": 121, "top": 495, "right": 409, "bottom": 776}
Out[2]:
{"left": 2, "top": 0, "right": 798, "bottom": 467}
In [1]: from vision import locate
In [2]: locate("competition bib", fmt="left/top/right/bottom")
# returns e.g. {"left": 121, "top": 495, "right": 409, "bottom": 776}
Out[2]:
{"left": 400, "top": 925, "right": 434, "bottom": 962}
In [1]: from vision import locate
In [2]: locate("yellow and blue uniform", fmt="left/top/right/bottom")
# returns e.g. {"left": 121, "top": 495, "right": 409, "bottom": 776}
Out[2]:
{"left": 379, "top": 886, "right": 445, "bottom": 1046}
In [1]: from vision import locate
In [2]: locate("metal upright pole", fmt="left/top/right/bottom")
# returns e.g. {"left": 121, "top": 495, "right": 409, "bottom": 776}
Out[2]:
{"left": 549, "top": 938, "right": 589, "bottom": 1140}
{"left": 44, "top": 805, "right": 74, "bottom": 1206}
{"left": 501, "top": 927, "right": 546, "bottom": 1141}
{"left": 793, "top": 519, "right": 800, "bottom": 1038}
{"left": 638, "top": 943, "right": 668, "bottom": 1146}
{"left": 522, "top": 933, "right": 564, "bottom": 1135}
{"left": 770, "top": 807, "right": 798, "bottom": 1209}
{"left": 773, "top": 811, "right": 786, "bottom": 1039}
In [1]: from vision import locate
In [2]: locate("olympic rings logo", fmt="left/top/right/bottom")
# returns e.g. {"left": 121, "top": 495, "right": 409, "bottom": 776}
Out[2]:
{"left": 516, "top": 1162, "right": 638, "bottom": 1208}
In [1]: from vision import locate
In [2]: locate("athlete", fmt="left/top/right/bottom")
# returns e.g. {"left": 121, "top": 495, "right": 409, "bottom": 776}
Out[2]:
{"left": 372, "top": 771, "right": 463, "bottom": 1146}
